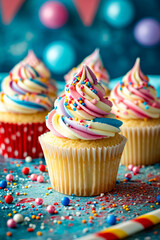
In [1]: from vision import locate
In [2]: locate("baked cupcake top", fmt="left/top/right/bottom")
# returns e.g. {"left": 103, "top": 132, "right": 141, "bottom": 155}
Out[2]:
{"left": 110, "top": 58, "right": 160, "bottom": 119}
{"left": 46, "top": 65, "right": 122, "bottom": 140}
{"left": 0, "top": 64, "right": 55, "bottom": 114}
{"left": 64, "top": 49, "right": 109, "bottom": 86}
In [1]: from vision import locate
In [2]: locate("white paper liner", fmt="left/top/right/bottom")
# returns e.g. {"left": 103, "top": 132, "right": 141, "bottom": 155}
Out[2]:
{"left": 121, "top": 125, "right": 160, "bottom": 166}
{"left": 39, "top": 134, "right": 126, "bottom": 196}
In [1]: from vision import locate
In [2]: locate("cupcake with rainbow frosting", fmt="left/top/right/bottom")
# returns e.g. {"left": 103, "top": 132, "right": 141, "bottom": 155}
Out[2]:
{"left": 64, "top": 49, "right": 110, "bottom": 96}
{"left": 0, "top": 56, "right": 56, "bottom": 159}
{"left": 110, "top": 58, "right": 160, "bottom": 166}
{"left": 39, "top": 65, "right": 126, "bottom": 196}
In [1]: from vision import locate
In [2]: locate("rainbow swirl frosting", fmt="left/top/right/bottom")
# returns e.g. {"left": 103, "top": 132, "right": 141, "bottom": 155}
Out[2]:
{"left": 0, "top": 64, "right": 55, "bottom": 114}
{"left": 65, "top": 49, "right": 109, "bottom": 85}
{"left": 46, "top": 65, "right": 122, "bottom": 140}
{"left": 110, "top": 58, "right": 160, "bottom": 119}
{"left": 12, "top": 50, "right": 51, "bottom": 79}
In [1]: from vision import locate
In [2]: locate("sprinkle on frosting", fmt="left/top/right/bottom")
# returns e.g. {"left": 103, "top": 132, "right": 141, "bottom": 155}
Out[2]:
{"left": 46, "top": 65, "right": 122, "bottom": 140}
{"left": 110, "top": 58, "right": 160, "bottom": 119}
{"left": 64, "top": 49, "right": 109, "bottom": 86}
{"left": 0, "top": 64, "right": 55, "bottom": 114}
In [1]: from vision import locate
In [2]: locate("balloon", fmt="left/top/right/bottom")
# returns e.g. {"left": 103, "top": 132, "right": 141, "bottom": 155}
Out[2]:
{"left": 44, "top": 41, "right": 76, "bottom": 74}
{"left": 103, "top": 0, "right": 134, "bottom": 28}
{"left": 134, "top": 18, "right": 160, "bottom": 46}
{"left": 39, "top": 1, "right": 68, "bottom": 29}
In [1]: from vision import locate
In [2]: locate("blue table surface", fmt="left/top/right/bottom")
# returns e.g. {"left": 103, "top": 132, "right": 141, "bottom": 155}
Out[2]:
{"left": 0, "top": 74, "right": 160, "bottom": 240}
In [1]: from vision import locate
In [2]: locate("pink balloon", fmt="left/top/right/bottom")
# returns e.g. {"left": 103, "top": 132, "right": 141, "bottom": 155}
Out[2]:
{"left": 39, "top": 1, "right": 68, "bottom": 29}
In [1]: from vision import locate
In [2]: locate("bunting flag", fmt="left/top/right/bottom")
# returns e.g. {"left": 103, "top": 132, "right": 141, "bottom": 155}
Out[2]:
{"left": 0, "top": 0, "right": 26, "bottom": 24}
{"left": 73, "top": 0, "right": 100, "bottom": 26}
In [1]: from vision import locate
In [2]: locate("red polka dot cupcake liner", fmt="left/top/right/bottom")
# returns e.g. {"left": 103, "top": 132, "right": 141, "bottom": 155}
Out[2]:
{"left": 0, "top": 121, "right": 47, "bottom": 159}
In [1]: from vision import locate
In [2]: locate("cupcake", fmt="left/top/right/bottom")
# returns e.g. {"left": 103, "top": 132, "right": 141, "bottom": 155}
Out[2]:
{"left": 110, "top": 58, "right": 160, "bottom": 166}
{"left": 0, "top": 60, "right": 56, "bottom": 159}
{"left": 64, "top": 49, "right": 110, "bottom": 96}
{"left": 39, "top": 65, "right": 126, "bottom": 196}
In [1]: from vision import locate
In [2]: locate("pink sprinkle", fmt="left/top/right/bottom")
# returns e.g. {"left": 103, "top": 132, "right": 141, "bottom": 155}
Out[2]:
{"left": 79, "top": 120, "right": 83, "bottom": 123}
{"left": 70, "top": 85, "right": 74, "bottom": 90}
{"left": 90, "top": 88, "right": 93, "bottom": 90}
{"left": 37, "top": 175, "right": 44, "bottom": 183}
{"left": 69, "top": 95, "right": 73, "bottom": 99}
{"left": 123, "top": 111, "right": 128, "bottom": 115}
{"left": 80, "top": 86, "right": 84, "bottom": 90}
{"left": 35, "top": 198, "right": 43, "bottom": 205}
{"left": 128, "top": 164, "right": 134, "bottom": 171}
{"left": 24, "top": 96, "right": 29, "bottom": 101}
{"left": 88, "top": 126, "right": 91, "bottom": 129}
{"left": 30, "top": 174, "right": 37, "bottom": 181}
{"left": 87, "top": 201, "right": 91, "bottom": 204}
{"left": 77, "top": 106, "right": 81, "bottom": 110}
{"left": 92, "top": 99, "right": 97, "bottom": 104}
{"left": 36, "top": 98, "right": 40, "bottom": 103}
{"left": 152, "top": 102, "right": 157, "bottom": 107}
{"left": 82, "top": 92, "right": 85, "bottom": 96}
{"left": 132, "top": 166, "right": 140, "bottom": 174}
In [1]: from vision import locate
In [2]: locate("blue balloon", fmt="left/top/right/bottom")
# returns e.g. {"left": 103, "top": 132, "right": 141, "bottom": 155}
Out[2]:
{"left": 44, "top": 41, "right": 76, "bottom": 74}
{"left": 103, "top": 0, "right": 135, "bottom": 28}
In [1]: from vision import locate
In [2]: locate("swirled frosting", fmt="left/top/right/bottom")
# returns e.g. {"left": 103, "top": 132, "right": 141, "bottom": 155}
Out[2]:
{"left": 12, "top": 50, "right": 51, "bottom": 79}
{"left": 46, "top": 65, "right": 122, "bottom": 140}
{"left": 0, "top": 64, "right": 55, "bottom": 114}
{"left": 64, "top": 49, "right": 109, "bottom": 86}
{"left": 110, "top": 58, "right": 160, "bottom": 119}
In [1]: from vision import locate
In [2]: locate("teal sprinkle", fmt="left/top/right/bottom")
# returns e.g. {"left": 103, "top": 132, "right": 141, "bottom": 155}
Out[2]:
{"left": 120, "top": 87, "right": 122, "bottom": 91}
{"left": 145, "top": 106, "right": 149, "bottom": 110}
{"left": 85, "top": 125, "right": 88, "bottom": 127}
{"left": 73, "top": 103, "right": 77, "bottom": 107}
{"left": 55, "top": 106, "right": 57, "bottom": 110}
{"left": 73, "top": 108, "right": 76, "bottom": 111}
{"left": 143, "top": 102, "right": 147, "bottom": 105}
{"left": 64, "top": 102, "right": 68, "bottom": 106}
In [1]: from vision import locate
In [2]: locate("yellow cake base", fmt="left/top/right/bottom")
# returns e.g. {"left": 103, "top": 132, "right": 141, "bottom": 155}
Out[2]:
{"left": 39, "top": 132, "right": 126, "bottom": 196}
{"left": 0, "top": 111, "right": 49, "bottom": 123}
{"left": 120, "top": 118, "right": 160, "bottom": 166}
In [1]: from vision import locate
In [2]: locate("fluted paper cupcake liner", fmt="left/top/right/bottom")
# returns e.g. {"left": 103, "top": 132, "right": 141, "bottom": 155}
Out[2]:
{"left": 0, "top": 121, "right": 47, "bottom": 159}
{"left": 39, "top": 134, "right": 126, "bottom": 196}
{"left": 121, "top": 125, "right": 160, "bottom": 166}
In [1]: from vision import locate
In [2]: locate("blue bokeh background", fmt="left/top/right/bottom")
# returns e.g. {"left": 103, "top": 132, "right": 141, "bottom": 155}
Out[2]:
{"left": 0, "top": 0, "right": 160, "bottom": 82}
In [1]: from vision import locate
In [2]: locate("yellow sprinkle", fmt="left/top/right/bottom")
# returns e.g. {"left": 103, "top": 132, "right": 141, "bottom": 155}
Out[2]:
{"left": 13, "top": 211, "right": 17, "bottom": 214}
{"left": 82, "top": 220, "right": 86, "bottom": 223}
{"left": 57, "top": 221, "right": 61, "bottom": 224}
{"left": 32, "top": 215, "right": 36, "bottom": 219}
{"left": 156, "top": 202, "right": 159, "bottom": 205}
{"left": 36, "top": 216, "right": 40, "bottom": 220}
{"left": 101, "top": 207, "right": 105, "bottom": 210}
{"left": 94, "top": 213, "right": 98, "bottom": 217}
{"left": 112, "top": 204, "right": 116, "bottom": 207}
{"left": 25, "top": 186, "right": 28, "bottom": 189}
{"left": 46, "top": 193, "right": 49, "bottom": 196}
{"left": 16, "top": 164, "right": 20, "bottom": 167}
{"left": 89, "top": 216, "right": 93, "bottom": 220}
{"left": 13, "top": 183, "right": 17, "bottom": 186}
{"left": 150, "top": 205, "right": 153, "bottom": 208}
{"left": 7, "top": 182, "right": 10, "bottom": 185}
{"left": 125, "top": 208, "right": 129, "bottom": 211}
{"left": 8, "top": 213, "right": 12, "bottom": 217}
{"left": 127, "top": 194, "right": 130, "bottom": 196}
{"left": 37, "top": 231, "right": 42, "bottom": 236}
{"left": 24, "top": 193, "right": 27, "bottom": 195}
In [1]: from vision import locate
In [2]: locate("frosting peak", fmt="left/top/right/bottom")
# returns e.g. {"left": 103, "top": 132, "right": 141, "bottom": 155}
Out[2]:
{"left": 46, "top": 65, "right": 122, "bottom": 140}
{"left": 0, "top": 63, "right": 55, "bottom": 114}
{"left": 110, "top": 58, "right": 160, "bottom": 119}
{"left": 65, "top": 49, "right": 109, "bottom": 85}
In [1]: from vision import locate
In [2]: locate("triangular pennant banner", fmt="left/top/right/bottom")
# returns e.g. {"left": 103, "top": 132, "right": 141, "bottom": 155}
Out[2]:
{"left": 0, "top": 0, "right": 25, "bottom": 24}
{"left": 73, "top": 0, "right": 100, "bottom": 26}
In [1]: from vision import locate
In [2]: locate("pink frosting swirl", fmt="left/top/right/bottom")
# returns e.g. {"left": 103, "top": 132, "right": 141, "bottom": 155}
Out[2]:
{"left": 110, "top": 58, "right": 160, "bottom": 119}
